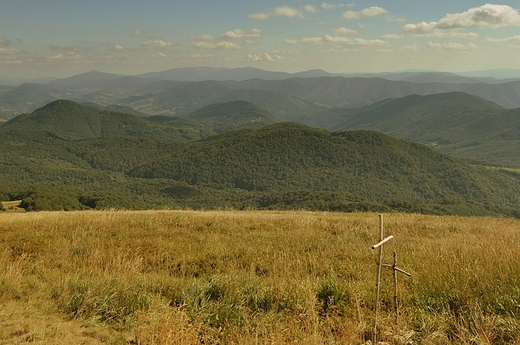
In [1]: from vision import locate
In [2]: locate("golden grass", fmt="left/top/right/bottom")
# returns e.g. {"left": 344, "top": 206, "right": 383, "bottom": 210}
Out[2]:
{"left": 1, "top": 200, "right": 24, "bottom": 213}
{"left": 0, "top": 210, "right": 519, "bottom": 344}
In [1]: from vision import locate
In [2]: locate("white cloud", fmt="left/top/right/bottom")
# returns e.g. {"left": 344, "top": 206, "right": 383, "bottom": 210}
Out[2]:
{"left": 486, "top": 34, "right": 520, "bottom": 42}
{"left": 325, "top": 35, "right": 388, "bottom": 46}
{"left": 249, "top": 6, "right": 305, "bottom": 20}
{"left": 141, "top": 40, "right": 174, "bottom": 49}
{"left": 112, "top": 44, "right": 125, "bottom": 51}
{"left": 304, "top": 5, "right": 318, "bottom": 13}
{"left": 49, "top": 53, "right": 82, "bottom": 60}
{"left": 0, "top": 57, "right": 23, "bottom": 65}
{"left": 215, "top": 41, "right": 243, "bottom": 49}
{"left": 381, "top": 34, "right": 403, "bottom": 39}
{"left": 343, "top": 6, "right": 388, "bottom": 19}
{"left": 333, "top": 27, "right": 358, "bottom": 35}
{"left": 190, "top": 41, "right": 243, "bottom": 50}
{"left": 272, "top": 48, "right": 301, "bottom": 55}
{"left": 403, "top": 4, "right": 520, "bottom": 37}
{"left": 249, "top": 12, "right": 270, "bottom": 20}
{"left": 245, "top": 53, "right": 284, "bottom": 61}
{"left": 0, "top": 47, "right": 25, "bottom": 55}
{"left": 284, "top": 34, "right": 388, "bottom": 47}
{"left": 222, "top": 28, "right": 262, "bottom": 39}
{"left": 274, "top": 6, "right": 305, "bottom": 18}
{"left": 192, "top": 34, "right": 217, "bottom": 41}
{"left": 427, "top": 42, "right": 480, "bottom": 50}
{"left": 321, "top": 2, "right": 356, "bottom": 10}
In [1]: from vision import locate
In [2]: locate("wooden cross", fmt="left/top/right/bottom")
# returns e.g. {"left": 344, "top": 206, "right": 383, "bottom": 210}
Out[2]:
{"left": 371, "top": 214, "right": 411, "bottom": 344}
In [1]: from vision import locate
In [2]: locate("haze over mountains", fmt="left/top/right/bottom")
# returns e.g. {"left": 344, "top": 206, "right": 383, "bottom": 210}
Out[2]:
{"left": 2, "top": 67, "right": 520, "bottom": 117}
{"left": 1, "top": 66, "right": 520, "bottom": 215}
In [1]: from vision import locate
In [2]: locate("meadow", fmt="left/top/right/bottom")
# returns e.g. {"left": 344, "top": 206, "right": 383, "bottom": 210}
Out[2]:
{"left": 0, "top": 210, "right": 519, "bottom": 344}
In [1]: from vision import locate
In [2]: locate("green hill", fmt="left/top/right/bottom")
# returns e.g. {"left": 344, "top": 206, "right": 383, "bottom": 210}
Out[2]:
{"left": 185, "top": 100, "right": 280, "bottom": 133}
{"left": 1, "top": 100, "right": 283, "bottom": 141}
{"left": 51, "top": 122, "right": 520, "bottom": 215}
{"left": 1, "top": 100, "right": 214, "bottom": 141}
{"left": 2, "top": 118, "right": 520, "bottom": 217}
{"left": 291, "top": 92, "right": 520, "bottom": 166}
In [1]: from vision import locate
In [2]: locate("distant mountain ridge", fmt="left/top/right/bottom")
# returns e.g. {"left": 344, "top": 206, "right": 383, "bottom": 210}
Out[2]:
{"left": 3, "top": 68, "right": 520, "bottom": 119}
{"left": 0, "top": 99, "right": 279, "bottom": 141}
{"left": 291, "top": 92, "right": 520, "bottom": 166}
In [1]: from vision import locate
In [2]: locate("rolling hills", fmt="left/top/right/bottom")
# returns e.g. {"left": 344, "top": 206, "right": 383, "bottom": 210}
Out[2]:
{"left": 2, "top": 108, "right": 520, "bottom": 217}
{"left": 0, "top": 99, "right": 279, "bottom": 141}
{"left": 304, "top": 92, "right": 520, "bottom": 166}
{"left": 3, "top": 67, "right": 520, "bottom": 119}
{"left": 0, "top": 100, "right": 212, "bottom": 141}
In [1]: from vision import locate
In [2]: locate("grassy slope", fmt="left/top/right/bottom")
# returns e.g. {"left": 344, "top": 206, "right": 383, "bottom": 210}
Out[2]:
{"left": 1, "top": 210, "right": 519, "bottom": 344}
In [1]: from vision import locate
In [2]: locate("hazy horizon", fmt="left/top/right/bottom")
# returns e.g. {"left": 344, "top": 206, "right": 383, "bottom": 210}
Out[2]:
{"left": 1, "top": 1, "right": 520, "bottom": 80}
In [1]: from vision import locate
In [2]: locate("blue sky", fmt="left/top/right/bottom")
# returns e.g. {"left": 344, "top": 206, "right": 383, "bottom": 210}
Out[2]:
{"left": 1, "top": 1, "right": 520, "bottom": 79}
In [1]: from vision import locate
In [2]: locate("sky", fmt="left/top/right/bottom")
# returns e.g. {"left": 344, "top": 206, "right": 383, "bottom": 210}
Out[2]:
{"left": 1, "top": 1, "right": 520, "bottom": 80}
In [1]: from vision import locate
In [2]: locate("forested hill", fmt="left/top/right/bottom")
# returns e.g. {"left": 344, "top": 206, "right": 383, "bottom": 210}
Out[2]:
{"left": 68, "top": 123, "right": 520, "bottom": 208}
{"left": 184, "top": 100, "right": 280, "bottom": 133}
{"left": 294, "top": 92, "right": 520, "bottom": 166}
{"left": 2, "top": 120, "right": 520, "bottom": 216}
{"left": 0, "top": 99, "right": 280, "bottom": 141}
{"left": 1, "top": 99, "right": 210, "bottom": 141}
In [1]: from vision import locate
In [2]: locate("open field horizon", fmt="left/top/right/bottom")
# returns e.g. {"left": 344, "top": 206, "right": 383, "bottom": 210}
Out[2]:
{"left": 1, "top": 209, "right": 520, "bottom": 344}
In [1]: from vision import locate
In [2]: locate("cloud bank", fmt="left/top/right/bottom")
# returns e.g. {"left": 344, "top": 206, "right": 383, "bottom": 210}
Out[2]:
{"left": 403, "top": 4, "right": 520, "bottom": 36}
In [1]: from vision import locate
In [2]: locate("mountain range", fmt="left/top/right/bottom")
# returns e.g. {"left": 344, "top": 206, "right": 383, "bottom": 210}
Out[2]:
{"left": 2, "top": 84, "right": 520, "bottom": 166}
{"left": 1, "top": 111, "right": 520, "bottom": 217}
{"left": 2, "top": 67, "right": 520, "bottom": 216}
{"left": 2, "top": 67, "right": 520, "bottom": 118}
{"left": 1, "top": 99, "right": 520, "bottom": 217}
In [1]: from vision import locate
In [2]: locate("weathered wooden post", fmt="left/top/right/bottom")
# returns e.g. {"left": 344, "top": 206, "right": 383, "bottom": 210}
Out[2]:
{"left": 372, "top": 214, "right": 392, "bottom": 344}
{"left": 371, "top": 214, "right": 411, "bottom": 344}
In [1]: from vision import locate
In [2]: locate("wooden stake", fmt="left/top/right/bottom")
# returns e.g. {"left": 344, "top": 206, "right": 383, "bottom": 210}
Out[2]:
{"left": 370, "top": 215, "right": 411, "bottom": 344}
{"left": 393, "top": 252, "right": 399, "bottom": 339}
{"left": 372, "top": 214, "right": 384, "bottom": 344}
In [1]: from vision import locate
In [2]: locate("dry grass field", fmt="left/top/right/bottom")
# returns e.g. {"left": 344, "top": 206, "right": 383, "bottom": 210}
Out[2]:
{"left": 0, "top": 210, "right": 519, "bottom": 344}
{"left": 1, "top": 200, "right": 24, "bottom": 213}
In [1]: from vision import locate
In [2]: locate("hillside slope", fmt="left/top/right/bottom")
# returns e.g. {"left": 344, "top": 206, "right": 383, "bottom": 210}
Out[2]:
{"left": 236, "top": 77, "right": 520, "bottom": 109}
{"left": 1, "top": 99, "right": 285, "bottom": 141}
{"left": 3, "top": 112, "right": 520, "bottom": 215}
{"left": 1, "top": 100, "right": 212, "bottom": 141}
{"left": 185, "top": 100, "right": 280, "bottom": 133}
{"left": 323, "top": 92, "right": 520, "bottom": 166}
{"left": 121, "top": 81, "right": 319, "bottom": 119}
{"left": 62, "top": 123, "right": 520, "bottom": 209}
